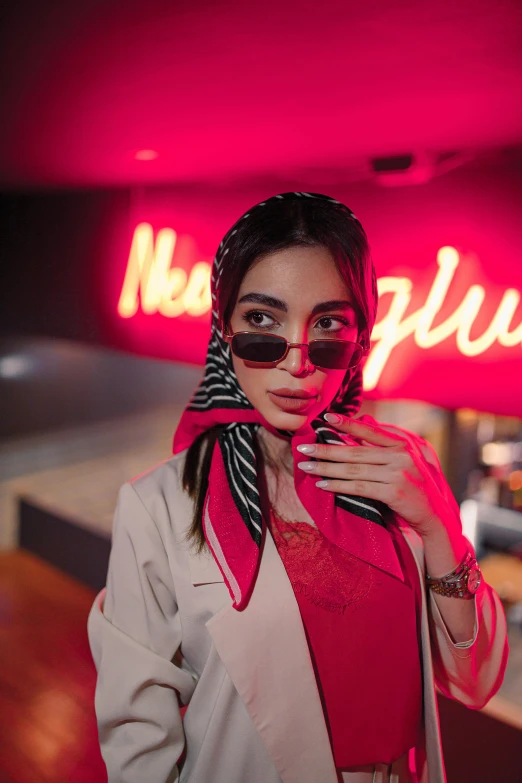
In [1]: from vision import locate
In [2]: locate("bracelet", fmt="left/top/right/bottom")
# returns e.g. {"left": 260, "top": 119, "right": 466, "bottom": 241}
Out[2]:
{"left": 426, "top": 550, "right": 473, "bottom": 584}
{"left": 425, "top": 549, "right": 480, "bottom": 599}
{"left": 426, "top": 579, "right": 475, "bottom": 599}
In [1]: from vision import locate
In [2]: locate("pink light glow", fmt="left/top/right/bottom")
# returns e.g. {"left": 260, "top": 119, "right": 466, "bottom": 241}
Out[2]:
{"left": 1, "top": 2, "right": 521, "bottom": 188}
{"left": 134, "top": 150, "right": 159, "bottom": 161}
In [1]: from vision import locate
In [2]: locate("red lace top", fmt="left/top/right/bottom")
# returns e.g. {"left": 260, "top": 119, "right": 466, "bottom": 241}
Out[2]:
{"left": 267, "top": 505, "right": 423, "bottom": 769}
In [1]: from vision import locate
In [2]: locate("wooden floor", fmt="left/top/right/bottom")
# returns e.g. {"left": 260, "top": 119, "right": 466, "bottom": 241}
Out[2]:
{"left": 0, "top": 550, "right": 106, "bottom": 783}
{"left": 1, "top": 549, "right": 521, "bottom": 783}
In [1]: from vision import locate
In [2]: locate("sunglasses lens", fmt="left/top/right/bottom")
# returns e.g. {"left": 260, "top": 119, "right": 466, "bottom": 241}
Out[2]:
{"left": 231, "top": 333, "right": 287, "bottom": 362}
{"left": 230, "top": 334, "right": 363, "bottom": 369}
{"left": 309, "top": 341, "right": 363, "bottom": 369}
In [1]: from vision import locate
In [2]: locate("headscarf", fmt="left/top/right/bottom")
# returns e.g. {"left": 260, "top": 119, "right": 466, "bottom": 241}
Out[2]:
{"left": 173, "top": 192, "right": 404, "bottom": 610}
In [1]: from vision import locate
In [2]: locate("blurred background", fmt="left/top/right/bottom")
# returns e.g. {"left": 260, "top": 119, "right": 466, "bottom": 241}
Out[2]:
{"left": 0, "top": 1, "right": 521, "bottom": 781}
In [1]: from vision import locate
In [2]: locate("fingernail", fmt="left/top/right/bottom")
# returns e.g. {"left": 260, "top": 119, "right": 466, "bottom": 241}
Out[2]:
{"left": 297, "top": 461, "right": 316, "bottom": 471}
{"left": 324, "top": 413, "right": 342, "bottom": 424}
{"left": 316, "top": 480, "right": 328, "bottom": 488}
{"left": 296, "top": 444, "right": 315, "bottom": 454}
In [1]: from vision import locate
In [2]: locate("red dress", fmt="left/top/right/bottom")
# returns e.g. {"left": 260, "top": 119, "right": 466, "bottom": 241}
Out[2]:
{"left": 267, "top": 505, "right": 423, "bottom": 769}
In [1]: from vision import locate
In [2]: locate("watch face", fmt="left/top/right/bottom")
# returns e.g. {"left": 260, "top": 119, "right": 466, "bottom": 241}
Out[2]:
{"left": 467, "top": 567, "right": 482, "bottom": 594}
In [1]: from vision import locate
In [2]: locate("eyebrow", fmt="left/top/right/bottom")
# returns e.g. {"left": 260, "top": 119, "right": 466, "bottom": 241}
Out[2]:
{"left": 237, "top": 292, "right": 357, "bottom": 317}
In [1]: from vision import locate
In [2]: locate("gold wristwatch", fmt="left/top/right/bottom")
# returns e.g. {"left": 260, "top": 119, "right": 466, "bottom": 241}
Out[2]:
{"left": 426, "top": 550, "right": 482, "bottom": 599}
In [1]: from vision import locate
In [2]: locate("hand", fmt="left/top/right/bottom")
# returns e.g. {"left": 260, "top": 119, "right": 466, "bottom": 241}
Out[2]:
{"left": 296, "top": 413, "right": 460, "bottom": 538}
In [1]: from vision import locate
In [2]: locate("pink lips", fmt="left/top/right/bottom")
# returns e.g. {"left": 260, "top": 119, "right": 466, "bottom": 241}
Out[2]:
{"left": 269, "top": 387, "right": 317, "bottom": 399}
{"left": 268, "top": 388, "right": 318, "bottom": 413}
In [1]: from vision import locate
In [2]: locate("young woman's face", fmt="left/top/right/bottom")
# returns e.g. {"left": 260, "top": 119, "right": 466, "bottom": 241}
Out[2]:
{"left": 227, "top": 245, "right": 360, "bottom": 431}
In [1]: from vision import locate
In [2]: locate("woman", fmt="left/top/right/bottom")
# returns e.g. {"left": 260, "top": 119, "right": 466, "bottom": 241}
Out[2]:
{"left": 88, "top": 192, "right": 509, "bottom": 783}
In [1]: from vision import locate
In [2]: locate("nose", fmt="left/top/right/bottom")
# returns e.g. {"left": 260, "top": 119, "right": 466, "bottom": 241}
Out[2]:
{"left": 279, "top": 341, "right": 315, "bottom": 376}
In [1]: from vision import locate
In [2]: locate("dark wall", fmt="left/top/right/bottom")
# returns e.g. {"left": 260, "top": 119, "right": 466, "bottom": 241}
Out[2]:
{"left": 0, "top": 188, "right": 130, "bottom": 343}
{"left": 0, "top": 190, "right": 208, "bottom": 441}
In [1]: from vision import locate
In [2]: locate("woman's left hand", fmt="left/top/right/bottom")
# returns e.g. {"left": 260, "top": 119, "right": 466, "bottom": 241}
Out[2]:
{"left": 296, "top": 414, "right": 459, "bottom": 538}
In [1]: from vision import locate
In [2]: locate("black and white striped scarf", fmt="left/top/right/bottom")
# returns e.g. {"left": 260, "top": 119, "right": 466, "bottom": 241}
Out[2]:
{"left": 173, "top": 193, "right": 403, "bottom": 609}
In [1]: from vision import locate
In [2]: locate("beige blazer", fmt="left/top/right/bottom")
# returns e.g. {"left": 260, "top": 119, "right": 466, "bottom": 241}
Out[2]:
{"left": 88, "top": 450, "right": 509, "bottom": 783}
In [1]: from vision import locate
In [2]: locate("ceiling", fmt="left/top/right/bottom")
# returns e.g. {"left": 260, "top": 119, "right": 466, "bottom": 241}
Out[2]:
{"left": 0, "top": 0, "right": 521, "bottom": 188}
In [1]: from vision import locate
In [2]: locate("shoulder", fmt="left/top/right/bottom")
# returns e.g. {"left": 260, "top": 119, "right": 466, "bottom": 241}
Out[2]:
{"left": 129, "top": 449, "right": 189, "bottom": 498}
{"left": 114, "top": 449, "right": 193, "bottom": 540}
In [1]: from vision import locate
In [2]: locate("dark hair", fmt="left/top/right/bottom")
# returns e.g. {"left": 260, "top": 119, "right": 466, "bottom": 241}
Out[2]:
{"left": 182, "top": 196, "right": 377, "bottom": 554}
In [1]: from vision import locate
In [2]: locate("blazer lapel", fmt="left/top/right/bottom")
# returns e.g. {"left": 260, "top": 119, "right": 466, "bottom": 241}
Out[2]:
{"left": 187, "top": 541, "right": 226, "bottom": 584}
{"left": 194, "top": 523, "right": 338, "bottom": 783}
{"left": 187, "top": 519, "right": 446, "bottom": 783}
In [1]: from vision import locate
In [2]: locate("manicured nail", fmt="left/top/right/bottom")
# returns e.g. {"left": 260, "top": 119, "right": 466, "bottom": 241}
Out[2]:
{"left": 296, "top": 444, "right": 315, "bottom": 454}
{"left": 297, "top": 461, "right": 316, "bottom": 471}
{"left": 316, "top": 480, "right": 328, "bottom": 488}
{"left": 324, "top": 413, "right": 342, "bottom": 424}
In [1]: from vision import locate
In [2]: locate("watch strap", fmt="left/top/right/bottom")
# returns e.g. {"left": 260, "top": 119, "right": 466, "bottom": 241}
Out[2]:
{"left": 426, "top": 549, "right": 480, "bottom": 599}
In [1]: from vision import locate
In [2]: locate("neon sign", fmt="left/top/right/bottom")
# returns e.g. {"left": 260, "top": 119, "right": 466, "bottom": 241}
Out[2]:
{"left": 118, "top": 223, "right": 211, "bottom": 318}
{"left": 118, "top": 223, "right": 522, "bottom": 390}
{"left": 367, "top": 246, "right": 521, "bottom": 390}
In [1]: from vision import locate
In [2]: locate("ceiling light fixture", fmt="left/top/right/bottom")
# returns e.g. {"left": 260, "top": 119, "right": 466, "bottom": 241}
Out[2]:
{"left": 134, "top": 149, "right": 159, "bottom": 161}
{"left": 369, "top": 149, "right": 476, "bottom": 187}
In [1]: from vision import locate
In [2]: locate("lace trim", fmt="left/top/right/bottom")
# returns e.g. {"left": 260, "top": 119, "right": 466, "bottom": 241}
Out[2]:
{"left": 268, "top": 503, "right": 375, "bottom": 613}
{"left": 268, "top": 501, "right": 317, "bottom": 530}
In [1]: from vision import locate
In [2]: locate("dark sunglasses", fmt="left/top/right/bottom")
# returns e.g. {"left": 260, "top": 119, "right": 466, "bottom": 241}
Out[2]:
{"left": 224, "top": 329, "right": 365, "bottom": 370}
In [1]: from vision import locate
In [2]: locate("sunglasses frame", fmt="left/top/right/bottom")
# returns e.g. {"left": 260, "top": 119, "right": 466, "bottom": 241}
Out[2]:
{"left": 223, "top": 327, "right": 367, "bottom": 370}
